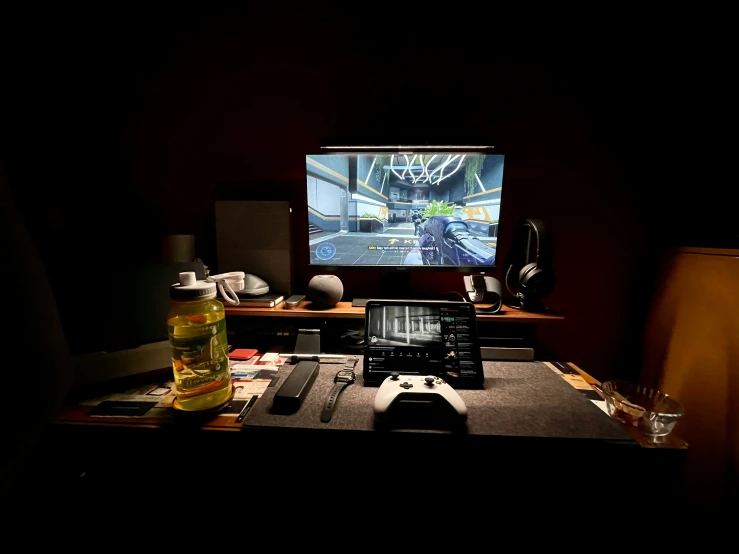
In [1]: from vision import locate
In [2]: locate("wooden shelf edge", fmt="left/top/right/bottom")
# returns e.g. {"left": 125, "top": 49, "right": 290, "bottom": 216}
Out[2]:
{"left": 224, "top": 301, "right": 564, "bottom": 321}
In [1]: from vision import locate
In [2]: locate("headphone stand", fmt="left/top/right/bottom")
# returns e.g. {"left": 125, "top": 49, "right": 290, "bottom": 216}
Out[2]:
{"left": 505, "top": 293, "right": 551, "bottom": 313}
{"left": 503, "top": 218, "right": 556, "bottom": 313}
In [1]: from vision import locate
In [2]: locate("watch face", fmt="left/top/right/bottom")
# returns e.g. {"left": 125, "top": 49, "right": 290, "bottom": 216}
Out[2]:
{"left": 335, "top": 370, "right": 355, "bottom": 383}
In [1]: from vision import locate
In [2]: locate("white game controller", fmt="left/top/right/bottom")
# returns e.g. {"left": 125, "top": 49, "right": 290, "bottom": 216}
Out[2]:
{"left": 373, "top": 373, "right": 468, "bottom": 420}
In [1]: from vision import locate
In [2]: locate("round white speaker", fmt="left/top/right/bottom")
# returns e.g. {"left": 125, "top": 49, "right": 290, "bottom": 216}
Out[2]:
{"left": 307, "top": 275, "right": 343, "bottom": 308}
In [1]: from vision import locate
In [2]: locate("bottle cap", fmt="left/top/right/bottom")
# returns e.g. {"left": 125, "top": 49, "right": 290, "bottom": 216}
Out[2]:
{"left": 170, "top": 271, "right": 217, "bottom": 300}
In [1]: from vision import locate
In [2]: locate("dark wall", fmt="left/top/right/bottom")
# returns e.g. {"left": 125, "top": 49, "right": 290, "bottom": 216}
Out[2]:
{"left": 1, "top": 11, "right": 731, "bottom": 381}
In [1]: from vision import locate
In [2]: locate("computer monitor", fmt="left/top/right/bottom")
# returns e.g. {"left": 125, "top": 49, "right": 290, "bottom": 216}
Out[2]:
{"left": 306, "top": 149, "right": 504, "bottom": 296}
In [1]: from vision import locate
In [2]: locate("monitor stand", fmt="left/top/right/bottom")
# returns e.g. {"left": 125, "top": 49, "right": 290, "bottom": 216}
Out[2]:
{"left": 351, "top": 272, "right": 411, "bottom": 307}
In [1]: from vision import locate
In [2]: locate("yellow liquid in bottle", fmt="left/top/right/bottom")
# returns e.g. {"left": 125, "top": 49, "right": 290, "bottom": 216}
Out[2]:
{"left": 168, "top": 309, "right": 232, "bottom": 411}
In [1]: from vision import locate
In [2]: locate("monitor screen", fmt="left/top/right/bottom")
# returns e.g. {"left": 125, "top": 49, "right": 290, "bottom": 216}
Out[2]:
{"left": 306, "top": 151, "right": 504, "bottom": 269}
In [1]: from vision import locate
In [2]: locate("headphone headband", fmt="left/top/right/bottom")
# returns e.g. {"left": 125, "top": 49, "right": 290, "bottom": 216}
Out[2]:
{"left": 524, "top": 218, "right": 552, "bottom": 269}
{"left": 503, "top": 218, "right": 556, "bottom": 308}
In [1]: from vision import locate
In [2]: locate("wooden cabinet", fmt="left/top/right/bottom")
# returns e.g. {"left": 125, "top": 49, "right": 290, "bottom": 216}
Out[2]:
{"left": 641, "top": 247, "right": 739, "bottom": 505}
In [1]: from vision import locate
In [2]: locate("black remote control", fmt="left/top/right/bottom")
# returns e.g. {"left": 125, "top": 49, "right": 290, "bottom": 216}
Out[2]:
{"left": 271, "top": 361, "right": 320, "bottom": 414}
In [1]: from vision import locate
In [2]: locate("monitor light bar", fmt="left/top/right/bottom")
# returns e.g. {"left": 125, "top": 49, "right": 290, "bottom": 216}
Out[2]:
{"left": 321, "top": 145, "right": 494, "bottom": 150}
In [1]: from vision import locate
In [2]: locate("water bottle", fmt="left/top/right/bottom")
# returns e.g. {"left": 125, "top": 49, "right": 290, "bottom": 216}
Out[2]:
{"left": 168, "top": 271, "right": 232, "bottom": 410}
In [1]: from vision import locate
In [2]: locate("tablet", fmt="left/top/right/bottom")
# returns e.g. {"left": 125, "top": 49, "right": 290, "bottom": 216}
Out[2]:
{"left": 363, "top": 299, "right": 484, "bottom": 389}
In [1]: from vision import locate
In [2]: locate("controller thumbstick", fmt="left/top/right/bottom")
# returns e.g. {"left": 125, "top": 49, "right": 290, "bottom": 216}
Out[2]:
{"left": 391, "top": 372, "right": 400, "bottom": 381}
{"left": 424, "top": 377, "right": 435, "bottom": 386}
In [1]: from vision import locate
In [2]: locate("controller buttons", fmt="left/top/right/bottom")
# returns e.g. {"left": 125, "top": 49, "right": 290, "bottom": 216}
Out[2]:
{"left": 400, "top": 382, "right": 413, "bottom": 390}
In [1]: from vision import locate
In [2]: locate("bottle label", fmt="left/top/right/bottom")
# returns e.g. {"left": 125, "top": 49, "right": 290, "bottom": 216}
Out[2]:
{"left": 169, "top": 317, "right": 230, "bottom": 398}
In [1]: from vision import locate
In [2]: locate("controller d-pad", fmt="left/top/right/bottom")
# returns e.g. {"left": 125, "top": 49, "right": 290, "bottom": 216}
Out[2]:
{"left": 400, "top": 382, "right": 413, "bottom": 389}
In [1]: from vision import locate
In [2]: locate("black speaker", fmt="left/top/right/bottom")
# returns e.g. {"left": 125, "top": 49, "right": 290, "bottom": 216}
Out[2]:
{"left": 503, "top": 218, "right": 556, "bottom": 311}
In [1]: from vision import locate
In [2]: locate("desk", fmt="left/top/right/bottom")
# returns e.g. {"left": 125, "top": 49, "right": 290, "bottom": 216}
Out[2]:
{"left": 54, "top": 361, "right": 687, "bottom": 447}
{"left": 49, "top": 360, "right": 687, "bottom": 507}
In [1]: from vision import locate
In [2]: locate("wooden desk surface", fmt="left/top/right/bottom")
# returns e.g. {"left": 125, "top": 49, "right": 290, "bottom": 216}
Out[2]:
{"left": 225, "top": 300, "right": 564, "bottom": 322}
{"left": 54, "top": 403, "right": 246, "bottom": 432}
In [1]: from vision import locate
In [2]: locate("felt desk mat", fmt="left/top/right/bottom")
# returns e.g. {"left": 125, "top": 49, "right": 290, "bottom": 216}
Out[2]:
{"left": 244, "top": 360, "right": 633, "bottom": 440}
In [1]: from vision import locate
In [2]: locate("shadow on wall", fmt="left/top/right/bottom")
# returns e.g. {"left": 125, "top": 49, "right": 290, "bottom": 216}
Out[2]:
{"left": 0, "top": 165, "right": 73, "bottom": 502}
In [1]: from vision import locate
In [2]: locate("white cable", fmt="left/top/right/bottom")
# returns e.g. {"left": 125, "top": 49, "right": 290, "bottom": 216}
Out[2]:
{"left": 207, "top": 272, "right": 244, "bottom": 305}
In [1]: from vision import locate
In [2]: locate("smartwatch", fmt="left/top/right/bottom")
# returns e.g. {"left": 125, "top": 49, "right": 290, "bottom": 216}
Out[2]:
{"left": 465, "top": 275, "right": 503, "bottom": 313}
{"left": 320, "top": 358, "right": 357, "bottom": 423}
{"left": 469, "top": 274, "right": 487, "bottom": 303}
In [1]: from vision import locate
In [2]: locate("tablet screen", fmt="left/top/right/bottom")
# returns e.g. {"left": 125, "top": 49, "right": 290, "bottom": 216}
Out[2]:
{"left": 363, "top": 300, "right": 484, "bottom": 388}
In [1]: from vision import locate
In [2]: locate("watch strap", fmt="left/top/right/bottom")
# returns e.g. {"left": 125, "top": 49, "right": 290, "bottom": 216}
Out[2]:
{"left": 465, "top": 275, "right": 486, "bottom": 303}
{"left": 320, "top": 382, "right": 350, "bottom": 423}
{"left": 469, "top": 288, "right": 485, "bottom": 303}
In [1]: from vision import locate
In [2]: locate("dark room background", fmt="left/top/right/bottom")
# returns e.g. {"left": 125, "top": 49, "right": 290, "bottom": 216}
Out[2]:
{"left": 1, "top": 9, "right": 731, "bottom": 383}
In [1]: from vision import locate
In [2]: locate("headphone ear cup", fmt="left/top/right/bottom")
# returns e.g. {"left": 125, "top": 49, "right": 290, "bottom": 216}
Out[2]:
{"left": 527, "top": 268, "right": 556, "bottom": 298}
{"left": 518, "top": 263, "right": 539, "bottom": 290}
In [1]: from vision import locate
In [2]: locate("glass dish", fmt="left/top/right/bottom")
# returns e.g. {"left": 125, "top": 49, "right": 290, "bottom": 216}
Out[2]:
{"left": 595, "top": 380, "right": 684, "bottom": 437}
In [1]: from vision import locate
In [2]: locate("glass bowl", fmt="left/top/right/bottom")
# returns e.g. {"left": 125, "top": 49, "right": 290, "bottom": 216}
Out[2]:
{"left": 595, "top": 380, "right": 684, "bottom": 437}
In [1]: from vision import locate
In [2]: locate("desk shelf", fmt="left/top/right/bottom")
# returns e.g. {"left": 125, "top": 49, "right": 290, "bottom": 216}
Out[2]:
{"left": 224, "top": 301, "right": 564, "bottom": 322}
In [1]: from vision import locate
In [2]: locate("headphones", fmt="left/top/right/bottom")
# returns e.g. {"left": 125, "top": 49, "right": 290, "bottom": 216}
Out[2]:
{"left": 503, "top": 218, "right": 556, "bottom": 310}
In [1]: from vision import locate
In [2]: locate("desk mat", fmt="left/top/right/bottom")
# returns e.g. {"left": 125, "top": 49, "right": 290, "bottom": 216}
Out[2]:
{"left": 244, "top": 360, "right": 634, "bottom": 441}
